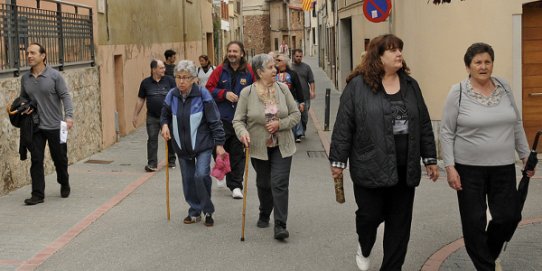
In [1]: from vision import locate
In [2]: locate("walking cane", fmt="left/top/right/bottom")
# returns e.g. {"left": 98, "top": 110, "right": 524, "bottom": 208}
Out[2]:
{"left": 241, "top": 147, "right": 250, "bottom": 241}
{"left": 165, "top": 143, "right": 171, "bottom": 222}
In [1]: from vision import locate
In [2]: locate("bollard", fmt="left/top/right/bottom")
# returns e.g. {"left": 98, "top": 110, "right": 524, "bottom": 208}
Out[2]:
{"left": 324, "top": 88, "right": 330, "bottom": 131}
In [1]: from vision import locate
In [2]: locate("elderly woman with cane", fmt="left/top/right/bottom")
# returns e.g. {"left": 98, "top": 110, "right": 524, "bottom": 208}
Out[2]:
{"left": 160, "top": 60, "right": 225, "bottom": 226}
{"left": 233, "top": 53, "right": 300, "bottom": 240}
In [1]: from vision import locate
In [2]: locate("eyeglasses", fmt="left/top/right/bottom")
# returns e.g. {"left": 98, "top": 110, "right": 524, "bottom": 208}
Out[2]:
{"left": 175, "top": 76, "right": 193, "bottom": 81}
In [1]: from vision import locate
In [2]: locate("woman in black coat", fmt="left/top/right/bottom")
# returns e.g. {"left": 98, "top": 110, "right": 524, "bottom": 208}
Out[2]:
{"left": 329, "top": 34, "right": 439, "bottom": 271}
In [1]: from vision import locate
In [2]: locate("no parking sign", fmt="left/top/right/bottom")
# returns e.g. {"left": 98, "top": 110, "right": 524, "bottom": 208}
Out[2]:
{"left": 363, "top": 0, "right": 392, "bottom": 23}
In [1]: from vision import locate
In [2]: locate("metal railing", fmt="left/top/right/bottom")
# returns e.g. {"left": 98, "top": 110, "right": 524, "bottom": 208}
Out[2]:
{"left": 0, "top": 0, "right": 94, "bottom": 76}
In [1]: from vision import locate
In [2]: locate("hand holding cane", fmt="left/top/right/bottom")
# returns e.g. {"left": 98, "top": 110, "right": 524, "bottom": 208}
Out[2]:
{"left": 241, "top": 145, "right": 250, "bottom": 241}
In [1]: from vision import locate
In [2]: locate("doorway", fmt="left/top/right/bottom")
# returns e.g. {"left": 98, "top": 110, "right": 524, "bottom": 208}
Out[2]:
{"left": 206, "top": 32, "right": 214, "bottom": 65}
{"left": 339, "top": 17, "right": 352, "bottom": 90}
{"left": 522, "top": 1, "right": 542, "bottom": 145}
{"left": 114, "top": 54, "right": 126, "bottom": 138}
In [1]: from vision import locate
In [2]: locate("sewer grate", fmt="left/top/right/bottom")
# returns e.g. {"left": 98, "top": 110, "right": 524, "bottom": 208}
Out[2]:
{"left": 85, "top": 159, "right": 113, "bottom": 164}
{"left": 306, "top": 151, "right": 328, "bottom": 158}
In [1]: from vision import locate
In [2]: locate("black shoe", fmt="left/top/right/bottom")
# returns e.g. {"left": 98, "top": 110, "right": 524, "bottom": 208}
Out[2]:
{"left": 61, "top": 185, "right": 71, "bottom": 198}
{"left": 204, "top": 213, "right": 214, "bottom": 227}
{"left": 257, "top": 214, "right": 270, "bottom": 228}
{"left": 274, "top": 224, "right": 289, "bottom": 240}
{"left": 168, "top": 162, "right": 176, "bottom": 169}
{"left": 24, "top": 196, "right": 44, "bottom": 205}
{"left": 145, "top": 165, "right": 157, "bottom": 172}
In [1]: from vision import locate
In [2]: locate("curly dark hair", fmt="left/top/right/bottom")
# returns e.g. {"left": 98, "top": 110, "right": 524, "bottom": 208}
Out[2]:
{"left": 346, "top": 34, "right": 410, "bottom": 92}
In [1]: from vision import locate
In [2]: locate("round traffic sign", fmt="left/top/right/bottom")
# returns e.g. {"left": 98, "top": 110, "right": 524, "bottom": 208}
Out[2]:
{"left": 363, "top": 0, "right": 392, "bottom": 23}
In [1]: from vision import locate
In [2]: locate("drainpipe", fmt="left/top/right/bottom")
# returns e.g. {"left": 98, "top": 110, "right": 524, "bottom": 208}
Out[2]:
{"left": 287, "top": 2, "right": 291, "bottom": 55}
{"left": 182, "top": 0, "right": 187, "bottom": 59}
{"left": 389, "top": 0, "right": 394, "bottom": 33}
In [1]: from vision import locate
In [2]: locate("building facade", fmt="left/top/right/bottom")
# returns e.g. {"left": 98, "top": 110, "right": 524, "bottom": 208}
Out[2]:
{"left": 315, "top": 0, "right": 542, "bottom": 145}
{"left": 0, "top": 0, "right": 215, "bottom": 195}
{"left": 242, "top": 0, "right": 304, "bottom": 57}
{"left": 214, "top": 0, "right": 243, "bottom": 62}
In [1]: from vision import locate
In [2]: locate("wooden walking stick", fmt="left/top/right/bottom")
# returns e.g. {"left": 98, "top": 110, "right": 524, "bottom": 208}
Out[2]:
{"left": 241, "top": 147, "right": 250, "bottom": 241}
{"left": 165, "top": 143, "right": 171, "bottom": 221}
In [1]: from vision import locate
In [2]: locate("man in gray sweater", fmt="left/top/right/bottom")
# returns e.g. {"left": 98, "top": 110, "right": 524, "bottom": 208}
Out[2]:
{"left": 20, "top": 43, "right": 74, "bottom": 205}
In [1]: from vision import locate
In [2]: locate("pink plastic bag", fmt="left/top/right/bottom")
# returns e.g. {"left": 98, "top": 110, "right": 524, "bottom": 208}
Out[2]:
{"left": 211, "top": 152, "right": 231, "bottom": 180}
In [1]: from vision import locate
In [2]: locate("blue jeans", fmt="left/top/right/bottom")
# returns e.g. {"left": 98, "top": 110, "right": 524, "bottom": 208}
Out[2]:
{"left": 300, "top": 99, "right": 310, "bottom": 136}
{"left": 179, "top": 149, "right": 214, "bottom": 217}
{"left": 292, "top": 102, "right": 304, "bottom": 138}
{"left": 146, "top": 115, "right": 175, "bottom": 167}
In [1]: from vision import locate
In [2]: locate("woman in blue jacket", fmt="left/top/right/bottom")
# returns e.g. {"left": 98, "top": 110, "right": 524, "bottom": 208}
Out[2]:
{"left": 161, "top": 60, "right": 226, "bottom": 227}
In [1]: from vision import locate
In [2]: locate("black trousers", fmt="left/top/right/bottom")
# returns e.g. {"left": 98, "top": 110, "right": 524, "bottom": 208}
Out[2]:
{"left": 455, "top": 163, "right": 520, "bottom": 271}
{"left": 217, "top": 121, "right": 245, "bottom": 191}
{"left": 353, "top": 166, "right": 415, "bottom": 271}
{"left": 146, "top": 115, "right": 175, "bottom": 167}
{"left": 251, "top": 147, "right": 292, "bottom": 225}
{"left": 29, "top": 129, "right": 69, "bottom": 199}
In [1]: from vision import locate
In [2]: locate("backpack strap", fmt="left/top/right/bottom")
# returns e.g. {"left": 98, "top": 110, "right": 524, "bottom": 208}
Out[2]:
{"left": 275, "top": 82, "right": 289, "bottom": 96}
{"left": 458, "top": 82, "right": 463, "bottom": 107}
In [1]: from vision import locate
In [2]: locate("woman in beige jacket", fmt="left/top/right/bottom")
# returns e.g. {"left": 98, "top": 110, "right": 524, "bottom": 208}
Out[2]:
{"left": 233, "top": 53, "right": 300, "bottom": 240}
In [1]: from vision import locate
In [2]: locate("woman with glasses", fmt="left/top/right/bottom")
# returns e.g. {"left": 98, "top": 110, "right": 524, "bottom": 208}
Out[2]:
{"left": 160, "top": 60, "right": 226, "bottom": 227}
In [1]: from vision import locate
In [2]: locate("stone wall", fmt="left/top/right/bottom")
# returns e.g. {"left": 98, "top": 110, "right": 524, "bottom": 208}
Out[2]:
{"left": 243, "top": 15, "right": 271, "bottom": 55}
{"left": 0, "top": 67, "right": 102, "bottom": 195}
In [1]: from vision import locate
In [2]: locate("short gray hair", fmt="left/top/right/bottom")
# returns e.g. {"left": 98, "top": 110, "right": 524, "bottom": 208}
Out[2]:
{"left": 275, "top": 53, "right": 290, "bottom": 65}
{"left": 175, "top": 60, "right": 197, "bottom": 77}
{"left": 251, "top": 53, "right": 274, "bottom": 80}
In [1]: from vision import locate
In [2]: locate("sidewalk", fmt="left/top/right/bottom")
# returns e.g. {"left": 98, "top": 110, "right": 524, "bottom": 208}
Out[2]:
{"left": 0, "top": 56, "right": 540, "bottom": 271}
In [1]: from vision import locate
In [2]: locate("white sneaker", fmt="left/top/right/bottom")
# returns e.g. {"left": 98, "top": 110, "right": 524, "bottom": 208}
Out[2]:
{"left": 495, "top": 258, "right": 502, "bottom": 271}
{"left": 216, "top": 179, "right": 226, "bottom": 188}
{"left": 355, "top": 244, "right": 370, "bottom": 271}
{"left": 232, "top": 188, "right": 243, "bottom": 199}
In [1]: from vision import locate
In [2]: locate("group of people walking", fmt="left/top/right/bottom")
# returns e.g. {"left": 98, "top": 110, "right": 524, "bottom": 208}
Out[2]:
{"left": 144, "top": 41, "right": 314, "bottom": 240}
{"left": 330, "top": 35, "right": 535, "bottom": 271}
{"left": 14, "top": 34, "right": 536, "bottom": 270}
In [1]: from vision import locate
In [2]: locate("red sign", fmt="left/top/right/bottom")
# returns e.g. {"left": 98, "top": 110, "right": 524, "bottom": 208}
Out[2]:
{"left": 363, "top": 0, "right": 392, "bottom": 23}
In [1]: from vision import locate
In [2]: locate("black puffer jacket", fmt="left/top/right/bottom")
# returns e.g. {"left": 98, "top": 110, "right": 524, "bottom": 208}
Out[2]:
{"left": 329, "top": 72, "right": 437, "bottom": 188}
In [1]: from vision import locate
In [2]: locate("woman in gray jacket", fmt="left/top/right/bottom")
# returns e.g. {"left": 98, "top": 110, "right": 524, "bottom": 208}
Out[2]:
{"left": 440, "top": 43, "right": 535, "bottom": 271}
{"left": 233, "top": 53, "right": 300, "bottom": 240}
{"left": 329, "top": 34, "right": 439, "bottom": 271}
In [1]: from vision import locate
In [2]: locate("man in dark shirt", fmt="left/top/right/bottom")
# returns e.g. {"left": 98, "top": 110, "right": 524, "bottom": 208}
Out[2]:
{"left": 132, "top": 59, "right": 176, "bottom": 171}
{"left": 291, "top": 49, "right": 315, "bottom": 138}
{"left": 275, "top": 53, "right": 305, "bottom": 142}
{"left": 164, "top": 49, "right": 177, "bottom": 77}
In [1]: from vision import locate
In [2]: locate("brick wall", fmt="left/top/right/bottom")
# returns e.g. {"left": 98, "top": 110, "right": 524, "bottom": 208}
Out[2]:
{"left": 0, "top": 67, "right": 102, "bottom": 195}
{"left": 243, "top": 15, "right": 271, "bottom": 55}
